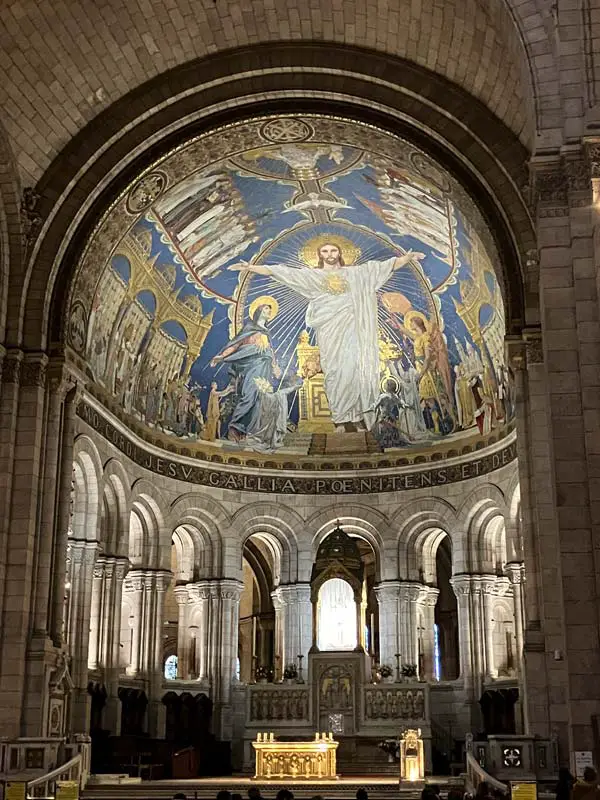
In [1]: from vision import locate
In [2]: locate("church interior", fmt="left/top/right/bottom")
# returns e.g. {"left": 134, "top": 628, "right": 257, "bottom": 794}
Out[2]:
{"left": 0, "top": 1, "right": 600, "bottom": 798}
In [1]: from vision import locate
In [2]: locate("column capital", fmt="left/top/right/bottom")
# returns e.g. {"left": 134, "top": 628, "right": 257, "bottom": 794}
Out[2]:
{"left": 218, "top": 578, "right": 244, "bottom": 601}
{"left": 21, "top": 351, "right": 49, "bottom": 389}
{"left": 154, "top": 570, "right": 172, "bottom": 592}
{"left": 273, "top": 582, "right": 311, "bottom": 603}
{"left": 46, "top": 359, "right": 79, "bottom": 400}
{"left": 374, "top": 580, "right": 402, "bottom": 601}
{"left": 505, "top": 561, "right": 526, "bottom": 585}
{"left": 173, "top": 585, "right": 190, "bottom": 605}
{"left": 584, "top": 136, "right": 600, "bottom": 180}
{"left": 450, "top": 573, "right": 473, "bottom": 596}
{"left": 68, "top": 539, "right": 100, "bottom": 566}
{"left": 418, "top": 586, "right": 440, "bottom": 607}
{"left": 2, "top": 348, "right": 22, "bottom": 385}
{"left": 399, "top": 581, "right": 426, "bottom": 602}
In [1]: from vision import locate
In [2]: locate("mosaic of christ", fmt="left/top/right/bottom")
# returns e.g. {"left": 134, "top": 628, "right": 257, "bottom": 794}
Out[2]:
{"left": 73, "top": 116, "right": 512, "bottom": 456}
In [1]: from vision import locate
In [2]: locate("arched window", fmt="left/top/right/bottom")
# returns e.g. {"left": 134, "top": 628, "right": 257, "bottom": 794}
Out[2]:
{"left": 164, "top": 654, "right": 178, "bottom": 680}
{"left": 317, "top": 578, "right": 356, "bottom": 651}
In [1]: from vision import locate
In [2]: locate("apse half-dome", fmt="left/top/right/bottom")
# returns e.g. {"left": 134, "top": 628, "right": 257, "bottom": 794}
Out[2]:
{"left": 68, "top": 115, "right": 514, "bottom": 469}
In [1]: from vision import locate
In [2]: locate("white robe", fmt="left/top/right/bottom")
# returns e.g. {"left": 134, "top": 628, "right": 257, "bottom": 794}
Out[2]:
{"left": 268, "top": 259, "right": 396, "bottom": 426}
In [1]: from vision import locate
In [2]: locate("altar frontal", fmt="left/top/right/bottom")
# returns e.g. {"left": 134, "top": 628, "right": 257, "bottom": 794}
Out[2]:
{"left": 253, "top": 732, "right": 338, "bottom": 780}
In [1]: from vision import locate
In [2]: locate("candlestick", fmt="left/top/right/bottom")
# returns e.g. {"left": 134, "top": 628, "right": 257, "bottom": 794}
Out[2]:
{"left": 297, "top": 654, "right": 305, "bottom": 684}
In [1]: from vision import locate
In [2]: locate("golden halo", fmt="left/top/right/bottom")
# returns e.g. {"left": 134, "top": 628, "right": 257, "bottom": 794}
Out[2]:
{"left": 249, "top": 294, "right": 279, "bottom": 320}
{"left": 299, "top": 234, "right": 361, "bottom": 267}
{"left": 381, "top": 374, "right": 399, "bottom": 393}
{"left": 404, "top": 310, "right": 430, "bottom": 331}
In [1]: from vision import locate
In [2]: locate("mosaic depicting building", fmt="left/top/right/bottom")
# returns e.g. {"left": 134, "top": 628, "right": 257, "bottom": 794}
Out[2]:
{"left": 0, "top": 0, "right": 599, "bottom": 792}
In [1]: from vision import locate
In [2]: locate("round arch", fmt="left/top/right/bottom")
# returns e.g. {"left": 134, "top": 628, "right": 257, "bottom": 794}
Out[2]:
{"left": 5, "top": 43, "right": 537, "bottom": 355}
{"left": 232, "top": 502, "right": 303, "bottom": 586}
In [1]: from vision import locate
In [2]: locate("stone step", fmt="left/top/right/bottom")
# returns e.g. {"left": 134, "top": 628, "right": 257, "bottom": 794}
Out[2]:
{"left": 83, "top": 775, "right": 461, "bottom": 800}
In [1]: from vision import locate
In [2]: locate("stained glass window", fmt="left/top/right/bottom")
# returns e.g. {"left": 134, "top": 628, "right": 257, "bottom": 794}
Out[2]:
{"left": 164, "top": 654, "right": 178, "bottom": 680}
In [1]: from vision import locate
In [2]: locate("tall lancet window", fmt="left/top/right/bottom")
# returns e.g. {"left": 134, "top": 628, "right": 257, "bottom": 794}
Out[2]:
{"left": 317, "top": 578, "right": 356, "bottom": 651}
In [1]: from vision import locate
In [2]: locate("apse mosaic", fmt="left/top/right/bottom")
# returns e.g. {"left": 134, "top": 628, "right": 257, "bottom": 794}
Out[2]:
{"left": 68, "top": 115, "right": 513, "bottom": 460}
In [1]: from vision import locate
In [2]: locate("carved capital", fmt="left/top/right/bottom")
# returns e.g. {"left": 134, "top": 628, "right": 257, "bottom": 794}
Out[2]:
{"left": 450, "top": 574, "right": 472, "bottom": 597}
{"left": 3, "top": 351, "right": 22, "bottom": 385}
{"left": 419, "top": 586, "right": 440, "bottom": 607}
{"left": 505, "top": 561, "right": 525, "bottom": 585}
{"left": 584, "top": 138, "right": 600, "bottom": 180}
{"left": 47, "top": 361, "right": 78, "bottom": 400}
{"left": 124, "top": 576, "right": 144, "bottom": 592}
{"left": 565, "top": 157, "right": 591, "bottom": 202}
{"left": 21, "top": 354, "right": 48, "bottom": 388}
{"left": 505, "top": 335, "right": 526, "bottom": 371}
{"left": 218, "top": 579, "right": 244, "bottom": 601}
{"left": 374, "top": 581, "right": 401, "bottom": 603}
{"left": 530, "top": 161, "right": 568, "bottom": 216}
{"left": 523, "top": 327, "right": 543, "bottom": 365}
{"left": 173, "top": 585, "right": 190, "bottom": 605}
{"left": 154, "top": 569, "right": 172, "bottom": 592}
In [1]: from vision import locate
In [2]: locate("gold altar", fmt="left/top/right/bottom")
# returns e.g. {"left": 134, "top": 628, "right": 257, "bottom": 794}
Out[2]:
{"left": 253, "top": 732, "right": 339, "bottom": 780}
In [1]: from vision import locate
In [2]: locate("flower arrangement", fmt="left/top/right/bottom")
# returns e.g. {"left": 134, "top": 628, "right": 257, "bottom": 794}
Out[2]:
{"left": 255, "top": 665, "right": 270, "bottom": 681}
{"left": 378, "top": 664, "right": 394, "bottom": 678}
{"left": 283, "top": 663, "right": 298, "bottom": 680}
{"left": 401, "top": 663, "right": 418, "bottom": 679}
{"left": 378, "top": 739, "right": 400, "bottom": 762}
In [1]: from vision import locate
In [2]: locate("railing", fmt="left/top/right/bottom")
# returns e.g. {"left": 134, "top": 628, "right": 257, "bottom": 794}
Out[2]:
{"left": 26, "top": 754, "right": 85, "bottom": 799}
{"left": 466, "top": 751, "right": 509, "bottom": 795}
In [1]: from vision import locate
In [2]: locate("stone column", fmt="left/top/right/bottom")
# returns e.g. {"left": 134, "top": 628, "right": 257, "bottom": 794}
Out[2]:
{"left": 87, "top": 556, "right": 106, "bottom": 671}
{"left": 523, "top": 150, "right": 600, "bottom": 758}
{"left": 450, "top": 575, "right": 474, "bottom": 687}
{"left": 212, "top": 580, "right": 243, "bottom": 739}
{"left": 397, "top": 582, "right": 424, "bottom": 669}
{"left": 196, "top": 583, "right": 211, "bottom": 682}
{"left": 271, "top": 588, "right": 285, "bottom": 678}
{"left": 416, "top": 586, "right": 439, "bottom": 681}
{"left": 103, "top": 558, "right": 129, "bottom": 734}
{"left": 173, "top": 585, "right": 190, "bottom": 679}
{"left": 374, "top": 581, "right": 401, "bottom": 666}
{"left": 147, "top": 571, "right": 171, "bottom": 738}
{"left": 0, "top": 353, "right": 56, "bottom": 736}
{"left": 505, "top": 562, "right": 526, "bottom": 671}
{"left": 67, "top": 539, "right": 99, "bottom": 732}
{"left": 272, "top": 583, "right": 312, "bottom": 667}
{"left": 481, "top": 576, "right": 498, "bottom": 679}
{"left": 123, "top": 571, "right": 144, "bottom": 676}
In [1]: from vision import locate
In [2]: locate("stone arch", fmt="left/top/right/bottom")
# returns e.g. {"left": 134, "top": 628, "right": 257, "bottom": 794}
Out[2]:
{"left": 10, "top": 41, "right": 538, "bottom": 357}
{"left": 129, "top": 479, "right": 169, "bottom": 569}
{"left": 71, "top": 434, "right": 103, "bottom": 543}
{"left": 505, "top": 476, "right": 523, "bottom": 563}
{"left": 307, "top": 505, "right": 391, "bottom": 582}
{"left": 100, "top": 460, "right": 131, "bottom": 556}
{"left": 231, "top": 502, "right": 303, "bottom": 586}
{"left": 394, "top": 498, "right": 459, "bottom": 579}
{"left": 0, "top": 117, "right": 23, "bottom": 344}
{"left": 504, "top": 0, "right": 562, "bottom": 145}
{"left": 171, "top": 525, "right": 196, "bottom": 583}
{"left": 458, "top": 483, "right": 508, "bottom": 525}
{"left": 459, "top": 484, "right": 508, "bottom": 573}
{"left": 0, "top": 4, "right": 545, "bottom": 185}
{"left": 167, "top": 494, "right": 229, "bottom": 580}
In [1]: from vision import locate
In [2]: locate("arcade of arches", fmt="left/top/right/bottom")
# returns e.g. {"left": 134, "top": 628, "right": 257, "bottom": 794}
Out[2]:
{"left": 1, "top": 0, "right": 600, "bottom": 781}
